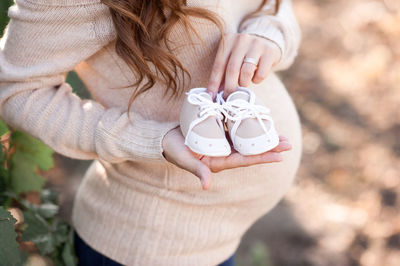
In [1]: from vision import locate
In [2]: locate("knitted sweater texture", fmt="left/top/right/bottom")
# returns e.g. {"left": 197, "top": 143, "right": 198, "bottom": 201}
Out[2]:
{"left": 0, "top": 0, "right": 302, "bottom": 265}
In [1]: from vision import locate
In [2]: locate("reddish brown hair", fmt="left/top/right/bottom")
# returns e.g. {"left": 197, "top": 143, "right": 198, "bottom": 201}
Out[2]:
{"left": 100, "top": 0, "right": 280, "bottom": 119}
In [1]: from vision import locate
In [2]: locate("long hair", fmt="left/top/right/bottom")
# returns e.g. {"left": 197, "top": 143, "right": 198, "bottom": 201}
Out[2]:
{"left": 100, "top": 0, "right": 280, "bottom": 119}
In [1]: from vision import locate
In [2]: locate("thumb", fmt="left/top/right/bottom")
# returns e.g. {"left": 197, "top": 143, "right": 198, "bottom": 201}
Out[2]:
{"left": 197, "top": 163, "right": 213, "bottom": 190}
{"left": 186, "top": 158, "right": 213, "bottom": 190}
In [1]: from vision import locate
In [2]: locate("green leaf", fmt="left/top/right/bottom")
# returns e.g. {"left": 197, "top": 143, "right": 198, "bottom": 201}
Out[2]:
{"left": 11, "top": 131, "right": 54, "bottom": 171}
{"left": 40, "top": 189, "right": 58, "bottom": 204}
{"left": 37, "top": 236, "right": 57, "bottom": 256}
{"left": 249, "top": 241, "right": 272, "bottom": 266}
{"left": 0, "top": 171, "right": 9, "bottom": 206}
{"left": 0, "top": 160, "right": 8, "bottom": 185}
{"left": 53, "top": 220, "right": 68, "bottom": 245}
{"left": 22, "top": 200, "right": 59, "bottom": 219}
{"left": 21, "top": 210, "right": 56, "bottom": 255}
{"left": 0, "top": 119, "right": 9, "bottom": 136}
{"left": 10, "top": 150, "right": 46, "bottom": 194}
{"left": 21, "top": 210, "right": 49, "bottom": 241}
{"left": 0, "top": 207, "right": 23, "bottom": 266}
{"left": 0, "top": 143, "right": 3, "bottom": 163}
{"left": 0, "top": 119, "right": 7, "bottom": 165}
{"left": 37, "top": 203, "right": 59, "bottom": 219}
{"left": 32, "top": 234, "right": 57, "bottom": 255}
{"left": 66, "top": 71, "right": 91, "bottom": 100}
{"left": 62, "top": 241, "right": 77, "bottom": 266}
{"left": 8, "top": 131, "right": 55, "bottom": 194}
{"left": 21, "top": 211, "right": 73, "bottom": 258}
{"left": 0, "top": 1, "right": 14, "bottom": 37}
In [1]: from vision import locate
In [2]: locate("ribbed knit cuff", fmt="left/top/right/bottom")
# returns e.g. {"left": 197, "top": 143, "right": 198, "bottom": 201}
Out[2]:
{"left": 239, "top": 20, "right": 285, "bottom": 65}
{"left": 94, "top": 107, "right": 179, "bottom": 164}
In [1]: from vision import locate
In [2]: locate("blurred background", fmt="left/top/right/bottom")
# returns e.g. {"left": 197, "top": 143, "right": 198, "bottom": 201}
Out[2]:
{"left": 1, "top": 0, "right": 400, "bottom": 265}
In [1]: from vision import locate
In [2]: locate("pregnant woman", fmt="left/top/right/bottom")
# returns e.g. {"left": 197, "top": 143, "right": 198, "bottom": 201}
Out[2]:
{"left": 0, "top": 0, "right": 302, "bottom": 265}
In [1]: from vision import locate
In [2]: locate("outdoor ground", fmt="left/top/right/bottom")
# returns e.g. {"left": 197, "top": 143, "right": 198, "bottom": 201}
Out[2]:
{"left": 4, "top": 0, "right": 400, "bottom": 265}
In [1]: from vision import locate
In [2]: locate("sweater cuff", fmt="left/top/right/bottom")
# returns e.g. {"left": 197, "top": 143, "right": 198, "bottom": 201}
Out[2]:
{"left": 94, "top": 107, "right": 179, "bottom": 164}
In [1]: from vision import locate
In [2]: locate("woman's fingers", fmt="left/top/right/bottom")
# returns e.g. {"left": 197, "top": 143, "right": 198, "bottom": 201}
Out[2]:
{"left": 185, "top": 156, "right": 213, "bottom": 190}
{"left": 279, "top": 135, "right": 288, "bottom": 141}
{"left": 201, "top": 141, "right": 285, "bottom": 172}
{"left": 172, "top": 148, "right": 212, "bottom": 190}
{"left": 239, "top": 40, "right": 263, "bottom": 87}
{"left": 252, "top": 39, "right": 281, "bottom": 84}
{"left": 201, "top": 137, "right": 292, "bottom": 173}
{"left": 207, "top": 33, "right": 235, "bottom": 99}
{"left": 208, "top": 34, "right": 282, "bottom": 98}
{"left": 223, "top": 34, "right": 250, "bottom": 97}
{"left": 163, "top": 128, "right": 291, "bottom": 190}
{"left": 252, "top": 53, "right": 274, "bottom": 84}
{"left": 239, "top": 61, "right": 258, "bottom": 87}
{"left": 203, "top": 150, "right": 282, "bottom": 173}
{"left": 162, "top": 127, "right": 212, "bottom": 190}
{"left": 270, "top": 139, "right": 292, "bottom": 153}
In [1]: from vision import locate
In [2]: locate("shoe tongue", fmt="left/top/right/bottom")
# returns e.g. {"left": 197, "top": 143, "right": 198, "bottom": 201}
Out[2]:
{"left": 227, "top": 91, "right": 249, "bottom": 102}
{"left": 199, "top": 92, "right": 212, "bottom": 101}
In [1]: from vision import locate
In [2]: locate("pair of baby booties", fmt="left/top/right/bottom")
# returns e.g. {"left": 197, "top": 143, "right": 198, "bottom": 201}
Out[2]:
{"left": 180, "top": 86, "right": 279, "bottom": 157}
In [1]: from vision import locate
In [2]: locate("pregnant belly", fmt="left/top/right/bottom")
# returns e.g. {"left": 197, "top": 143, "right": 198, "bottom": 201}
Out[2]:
{"left": 165, "top": 73, "right": 303, "bottom": 211}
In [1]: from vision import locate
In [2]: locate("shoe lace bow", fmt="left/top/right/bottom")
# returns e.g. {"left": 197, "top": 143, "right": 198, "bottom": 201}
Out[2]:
{"left": 220, "top": 95, "right": 272, "bottom": 135}
{"left": 187, "top": 92, "right": 224, "bottom": 121}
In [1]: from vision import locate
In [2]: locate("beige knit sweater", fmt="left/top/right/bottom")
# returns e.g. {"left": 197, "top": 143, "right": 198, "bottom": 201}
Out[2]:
{"left": 0, "top": 0, "right": 302, "bottom": 265}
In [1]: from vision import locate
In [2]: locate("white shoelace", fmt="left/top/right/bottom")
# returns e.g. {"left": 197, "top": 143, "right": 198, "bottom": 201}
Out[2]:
{"left": 185, "top": 92, "right": 225, "bottom": 144}
{"left": 217, "top": 89, "right": 273, "bottom": 146}
{"left": 187, "top": 92, "right": 224, "bottom": 121}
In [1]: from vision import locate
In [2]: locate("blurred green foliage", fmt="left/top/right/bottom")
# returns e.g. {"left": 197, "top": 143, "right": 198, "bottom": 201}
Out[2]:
{"left": 237, "top": 241, "right": 273, "bottom": 266}
{"left": 0, "top": 3, "right": 82, "bottom": 264}
{"left": 0, "top": 0, "right": 13, "bottom": 37}
{"left": 66, "top": 71, "right": 91, "bottom": 99}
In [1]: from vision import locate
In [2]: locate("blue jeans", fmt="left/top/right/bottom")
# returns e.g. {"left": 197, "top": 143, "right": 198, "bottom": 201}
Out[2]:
{"left": 73, "top": 230, "right": 235, "bottom": 266}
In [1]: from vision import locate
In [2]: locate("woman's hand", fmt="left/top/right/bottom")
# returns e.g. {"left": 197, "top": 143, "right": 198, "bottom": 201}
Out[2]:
{"left": 207, "top": 33, "right": 282, "bottom": 99}
{"left": 162, "top": 126, "right": 291, "bottom": 190}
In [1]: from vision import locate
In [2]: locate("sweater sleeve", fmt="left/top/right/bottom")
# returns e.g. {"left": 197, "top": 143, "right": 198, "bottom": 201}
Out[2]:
{"left": 238, "top": 0, "right": 302, "bottom": 71}
{"left": 0, "top": 0, "right": 179, "bottom": 164}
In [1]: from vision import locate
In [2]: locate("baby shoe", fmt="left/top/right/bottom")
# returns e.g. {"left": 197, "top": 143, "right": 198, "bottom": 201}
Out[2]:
{"left": 180, "top": 87, "right": 231, "bottom": 157}
{"left": 216, "top": 86, "right": 279, "bottom": 155}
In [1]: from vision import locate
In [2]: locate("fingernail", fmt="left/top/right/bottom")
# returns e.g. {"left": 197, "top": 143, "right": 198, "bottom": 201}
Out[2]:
{"left": 207, "top": 91, "right": 215, "bottom": 100}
